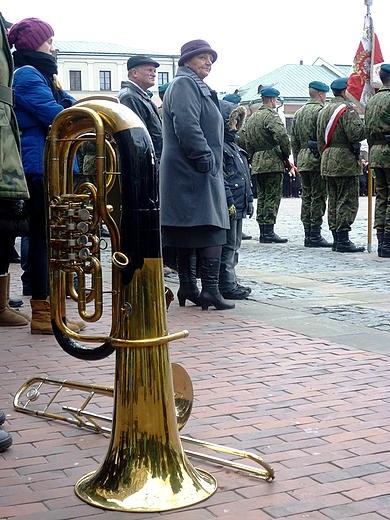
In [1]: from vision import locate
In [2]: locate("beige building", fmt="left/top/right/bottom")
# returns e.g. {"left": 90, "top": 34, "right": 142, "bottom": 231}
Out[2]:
{"left": 54, "top": 41, "right": 179, "bottom": 105}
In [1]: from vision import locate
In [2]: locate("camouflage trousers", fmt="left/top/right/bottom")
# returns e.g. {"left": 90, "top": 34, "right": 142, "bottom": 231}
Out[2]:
{"left": 325, "top": 176, "right": 359, "bottom": 232}
{"left": 255, "top": 172, "right": 283, "bottom": 225}
{"left": 300, "top": 170, "right": 327, "bottom": 227}
{"left": 373, "top": 167, "right": 390, "bottom": 233}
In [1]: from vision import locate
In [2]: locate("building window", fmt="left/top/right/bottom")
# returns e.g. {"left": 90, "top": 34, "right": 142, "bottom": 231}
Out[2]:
{"left": 69, "top": 70, "right": 82, "bottom": 91}
{"left": 158, "top": 72, "right": 169, "bottom": 86}
{"left": 100, "top": 71, "right": 111, "bottom": 91}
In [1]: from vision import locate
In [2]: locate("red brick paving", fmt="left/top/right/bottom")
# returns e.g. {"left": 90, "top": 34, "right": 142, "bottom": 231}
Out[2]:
{"left": 1, "top": 267, "right": 389, "bottom": 519}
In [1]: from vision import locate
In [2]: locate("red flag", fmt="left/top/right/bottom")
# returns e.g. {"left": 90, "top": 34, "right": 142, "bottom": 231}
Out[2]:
{"left": 347, "top": 14, "right": 384, "bottom": 109}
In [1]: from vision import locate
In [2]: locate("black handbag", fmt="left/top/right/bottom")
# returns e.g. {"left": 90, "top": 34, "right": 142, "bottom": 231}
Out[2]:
{"left": 0, "top": 198, "right": 29, "bottom": 237}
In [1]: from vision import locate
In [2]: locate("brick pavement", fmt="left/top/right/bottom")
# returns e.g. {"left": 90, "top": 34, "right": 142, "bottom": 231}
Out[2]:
{"left": 1, "top": 274, "right": 389, "bottom": 520}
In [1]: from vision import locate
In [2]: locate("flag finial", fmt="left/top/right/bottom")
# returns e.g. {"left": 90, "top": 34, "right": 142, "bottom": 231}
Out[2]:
{"left": 364, "top": 0, "right": 372, "bottom": 14}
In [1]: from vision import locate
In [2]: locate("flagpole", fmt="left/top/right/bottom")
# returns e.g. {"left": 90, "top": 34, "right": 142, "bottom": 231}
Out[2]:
{"left": 365, "top": 0, "right": 373, "bottom": 252}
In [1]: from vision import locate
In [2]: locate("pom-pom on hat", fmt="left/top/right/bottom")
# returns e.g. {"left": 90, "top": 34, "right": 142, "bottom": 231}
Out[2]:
{"left": 178, "top": 39, "right": 217, "bottom": 67}
{"left": 309, "top": 81, "right": 329, "bottom": 92}
{"left": 8, "top": 17, "right": 54, "bottom": 51}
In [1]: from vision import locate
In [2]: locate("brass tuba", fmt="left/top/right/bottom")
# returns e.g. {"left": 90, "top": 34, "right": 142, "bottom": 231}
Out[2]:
{"left": 15, "top": 97, "right": 273, "bottom": 512}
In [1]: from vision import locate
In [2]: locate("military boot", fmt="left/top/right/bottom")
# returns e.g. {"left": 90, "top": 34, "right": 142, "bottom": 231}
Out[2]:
{"left": 303, "top": 225, "right": 310, "bottom": 247}
{"left": 259, "top": 224, "right": 265, "bottom": 243}
{"left": 309, "top": 227, "right": 333, "bottom": 248}
{"left": 335, "top": 231, "right": 365, "bottom": 253}
{"left": 331, "top": 230, "right": 337, "bottom": 251}
{"left": 377, "top": 230, "right": 384, "bottom": 257}
{"left": 380, "top": 232, "right": 390, "bottom": 258}
{"left": 261, "top": 224, "right": 288, "bottom": 243}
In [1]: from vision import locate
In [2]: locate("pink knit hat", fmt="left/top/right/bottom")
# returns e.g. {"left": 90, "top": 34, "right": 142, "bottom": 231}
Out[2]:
{"left": 8, "top": 17, "right": 54, "bottom": 51}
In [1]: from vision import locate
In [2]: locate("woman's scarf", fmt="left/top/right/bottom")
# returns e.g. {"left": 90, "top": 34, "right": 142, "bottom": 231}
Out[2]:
{"left": 13, "top": 50, "right": 61, "bottom": 102}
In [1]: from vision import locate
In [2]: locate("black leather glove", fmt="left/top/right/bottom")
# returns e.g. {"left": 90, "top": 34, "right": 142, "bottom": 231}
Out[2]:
{"left": 247, "top": 202, "right": 254, "bottom": 218}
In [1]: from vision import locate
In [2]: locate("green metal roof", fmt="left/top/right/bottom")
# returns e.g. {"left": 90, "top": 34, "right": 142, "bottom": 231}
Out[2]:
{"left": 239, "top": 61, "right": 352, "bottom": 104}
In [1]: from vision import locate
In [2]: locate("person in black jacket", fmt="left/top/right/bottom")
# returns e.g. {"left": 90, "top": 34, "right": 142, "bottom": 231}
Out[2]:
{"left": 219, "top": 101, "right": 253, "bottom": 299}
{"left": 117, "top": 56, "right": 162, "bottom": 165}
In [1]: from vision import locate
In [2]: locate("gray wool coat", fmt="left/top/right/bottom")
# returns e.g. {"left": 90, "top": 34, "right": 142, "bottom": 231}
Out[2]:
{"left": 160, "top": 66, "right": 230, "bottom": 230}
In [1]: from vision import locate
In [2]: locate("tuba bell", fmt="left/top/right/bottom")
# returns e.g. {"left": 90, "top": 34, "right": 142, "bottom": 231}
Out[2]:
{"left": 14, "top": 96, "right": 273, "bottom": 513}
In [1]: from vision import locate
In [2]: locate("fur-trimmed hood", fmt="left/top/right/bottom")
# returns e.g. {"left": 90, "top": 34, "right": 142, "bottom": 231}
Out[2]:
{"left": 219, "top": 100, "right": 246, "bottom": 140}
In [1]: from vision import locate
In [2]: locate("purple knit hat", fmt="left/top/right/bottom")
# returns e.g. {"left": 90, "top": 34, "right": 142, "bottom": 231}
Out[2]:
{"left": 178, "top": 39, "right": 217, "bottom": 67}
{"left": 8, "top": 17, "right": 54, "bottom": 51}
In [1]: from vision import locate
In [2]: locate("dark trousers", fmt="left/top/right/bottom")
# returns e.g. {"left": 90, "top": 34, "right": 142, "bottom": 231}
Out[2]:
{"left": 219, "top": 218, "right": 242, "bottom": 292}
{"left": 25, "top": 177, "right": 49, "bottom": 300}
{"left": 0, "top": 234, "right": 15, "bottom": 275}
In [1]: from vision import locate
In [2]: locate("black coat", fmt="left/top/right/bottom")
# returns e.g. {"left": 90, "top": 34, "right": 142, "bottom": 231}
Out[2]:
{"left": 223, "top": 140, "right": 253, "bottom": 218}
{"left": 117, "top": 81, "right": 162, "bottom": 163}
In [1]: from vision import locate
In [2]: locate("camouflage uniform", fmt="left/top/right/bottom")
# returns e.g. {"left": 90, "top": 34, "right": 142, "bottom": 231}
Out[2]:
{"left": 74, "top": 141, "right": 97, "bottom": 191}
{"left": 0, "top": 19, "right": 28, "bottom": 201}
{"left": 317, "top": 96, "right": 365, "bottom": 234}
{"left": 291, "top": 99, "right": 327, "bottom": 229}
{"left": 245, "top": 105, "right": 290, "bottom": 226}
{"left": 365, "top": 86, "right": 390, "bottom": 235}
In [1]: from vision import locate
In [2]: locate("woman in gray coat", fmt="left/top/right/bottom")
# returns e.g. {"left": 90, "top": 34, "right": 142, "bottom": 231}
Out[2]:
{"left": 160, "top": 39, "right": 233, "bottom": 311}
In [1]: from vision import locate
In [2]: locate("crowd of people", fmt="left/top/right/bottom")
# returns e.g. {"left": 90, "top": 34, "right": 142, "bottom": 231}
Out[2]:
{"left": 1, "top": 12, "right": 390, "bottom": 451}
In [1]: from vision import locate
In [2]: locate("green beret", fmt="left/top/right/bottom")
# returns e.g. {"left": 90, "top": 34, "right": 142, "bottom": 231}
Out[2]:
{"left": 260, "top": 87, "right": 280, "bottom": 98}
{"left": 223, "top": 93, "right": 242, "bottom": 103}
{"left": 331, "top": 77, "right": 348, "bottom": 90}
{"left": 309, "top": 81, "right": 329, "bottom": 92}
{"left": 380, "top": 64, "right": 390, "bottom": 74}
{"left": 158, "top": 82, "right": 170, "bottom": 94}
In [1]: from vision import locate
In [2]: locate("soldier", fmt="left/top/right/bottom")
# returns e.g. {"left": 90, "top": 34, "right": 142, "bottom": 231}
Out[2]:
{"left": 245, "top": 87, "right": 290, "bottom": 243}
{"left": 291, "top": 81, "right": 332, "bottom": 247}
{"left": 317, "top": 77, "right": 365, "bottom": 253}
{"left": 157, "top": 82, "right": 169, "bottom": 119}
{"left": 0, "top": 11, "right": 20, "bottom": 453}
{"left": 364, "top": 63, "right": 390, "bottom": 258}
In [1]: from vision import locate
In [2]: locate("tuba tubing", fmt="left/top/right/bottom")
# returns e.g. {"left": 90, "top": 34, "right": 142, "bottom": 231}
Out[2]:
{"left": 43, "top": 98, "right": 219, "bottom": 512}
{"left": 45, "top": 99, "right": 186, "bottom": 360}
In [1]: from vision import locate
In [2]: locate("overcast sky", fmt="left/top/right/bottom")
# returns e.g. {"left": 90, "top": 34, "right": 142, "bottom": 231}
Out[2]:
{"left": 4, "top": 0, "right": 390, "bottom": 92}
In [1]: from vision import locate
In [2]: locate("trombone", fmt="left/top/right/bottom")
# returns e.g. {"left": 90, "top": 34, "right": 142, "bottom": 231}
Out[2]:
{"left": 14, "top": 370, "right": 275, "bottom": 481}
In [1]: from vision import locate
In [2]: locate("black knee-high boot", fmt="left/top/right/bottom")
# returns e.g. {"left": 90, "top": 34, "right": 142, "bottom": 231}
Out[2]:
{"left": 177, "top": 255, "right": 200, "bottom": 306}
{"left": 199, "top": 258, "right": 235, "bottom": 311}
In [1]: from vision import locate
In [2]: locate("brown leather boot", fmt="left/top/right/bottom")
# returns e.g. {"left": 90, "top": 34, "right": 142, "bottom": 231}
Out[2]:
{"left": 0, "top": 274, "right": 29, "bottom": 327}
{"left": 30, "top": 297, "right": 82, "bottom": 335}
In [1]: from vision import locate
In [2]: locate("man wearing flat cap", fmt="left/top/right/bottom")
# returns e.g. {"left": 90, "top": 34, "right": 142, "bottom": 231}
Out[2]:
{"left": 245, "top": 87, "right": 291, "bottom": 243}
{"left": 317, "top": 77, "right": 365, "bottom": 253}
{"left": 118, "top": 55, "right": 162, "bottom": 164}
{"left": 291, "top": 81, "right": 332, "bottom": 248}
{"left": 365, "top": 63, "right": 390, "bottom": 257}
